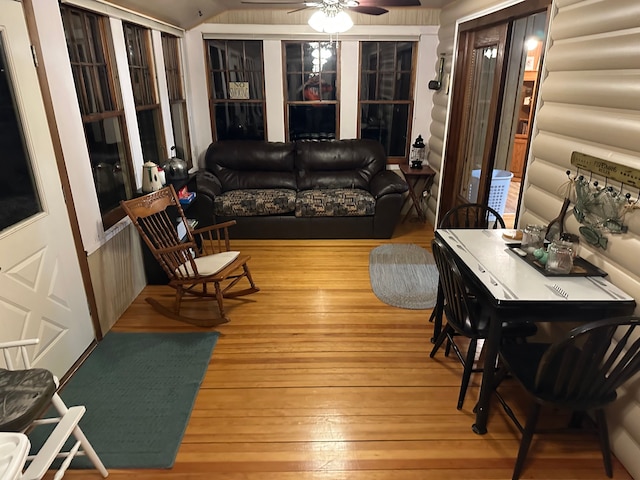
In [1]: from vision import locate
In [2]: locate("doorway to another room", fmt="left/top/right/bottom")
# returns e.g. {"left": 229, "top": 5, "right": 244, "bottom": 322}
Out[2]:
{"left": 438, "top": 1, "right": 550, "bottom": 229}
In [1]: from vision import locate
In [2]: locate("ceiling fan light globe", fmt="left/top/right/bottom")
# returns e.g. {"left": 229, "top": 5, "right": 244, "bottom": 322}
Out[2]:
{"left": 308, "top": 10, "right": 329, "bottom": 32}
{"left": 332, "top": 10, "right": 353, "bottom": 32}
{"left": 308, "top": 9, "right": 353, "bottom": 33}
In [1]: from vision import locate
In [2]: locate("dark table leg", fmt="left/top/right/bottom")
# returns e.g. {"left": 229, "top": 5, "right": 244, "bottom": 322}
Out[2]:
{"left": 472, "top": 310, "right": 502, "bottom": 434}
{"left": 403, "top": 178, "right": 426, "bottom": 223}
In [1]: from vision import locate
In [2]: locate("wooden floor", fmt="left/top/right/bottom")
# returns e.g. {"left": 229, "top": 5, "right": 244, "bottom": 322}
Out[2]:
{"left": 56, "top": 219, "right": 631, "bottom": 480}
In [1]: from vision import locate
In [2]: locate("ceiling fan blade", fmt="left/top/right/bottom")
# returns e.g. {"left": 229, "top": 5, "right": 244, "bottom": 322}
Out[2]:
{"left": 288, "top": 5, "right": 312, "bottom": 13}
{"left": 350, "top": 5, "right": 388, "bottom": 15}
{"left": 357, "top": 0, "right": 420, "bottom": 6}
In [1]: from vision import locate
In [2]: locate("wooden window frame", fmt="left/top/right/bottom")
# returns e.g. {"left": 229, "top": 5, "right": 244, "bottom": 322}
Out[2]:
{"left": 205, "top": 39, "right": 266, "bottom": 141}
{"left": 123, "top": 22, "right": 166, "bottom": 163}
{"left": 283, "top": 41, "right": 340, "bottom": 142}
{"left": 60, "top": 5, "right": 134, "bottom": 230}
{"left": 161, "top": 33, "right": 192, "bottom": 168}
{"left": 358, "top": 41, "right": 417, "bottom": 164}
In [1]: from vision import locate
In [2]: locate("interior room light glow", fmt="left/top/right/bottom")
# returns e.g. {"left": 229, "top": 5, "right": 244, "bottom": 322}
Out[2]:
{"left": 308, "top": 9, "right": 353, "bottom": 33}
{"left": 526, "top": 37, "right": 540, "bottom": 51}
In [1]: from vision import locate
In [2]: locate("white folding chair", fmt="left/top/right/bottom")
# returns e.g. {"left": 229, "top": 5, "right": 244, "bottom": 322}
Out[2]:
{"left": 0, "top": 339, "right": 108, "bottom": 480}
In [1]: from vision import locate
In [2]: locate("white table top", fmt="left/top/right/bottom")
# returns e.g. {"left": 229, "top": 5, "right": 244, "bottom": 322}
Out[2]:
{"left": 437, "top": 228, "right": 634, "bottom": 304}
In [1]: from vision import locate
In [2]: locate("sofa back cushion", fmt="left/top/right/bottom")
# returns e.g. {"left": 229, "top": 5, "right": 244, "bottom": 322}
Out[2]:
{"left": 205, "top": 140, "right": 297, "bottom": 191}
{"left": 295, "top": 139, "right": 385, "bottom": 191}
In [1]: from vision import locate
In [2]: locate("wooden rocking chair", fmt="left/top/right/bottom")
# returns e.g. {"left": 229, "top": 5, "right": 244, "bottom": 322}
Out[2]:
{"left": 121, "top": 185, "right": 259, "bottom": 327}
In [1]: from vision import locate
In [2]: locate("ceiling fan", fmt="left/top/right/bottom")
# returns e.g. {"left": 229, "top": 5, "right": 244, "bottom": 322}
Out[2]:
{"left": 240, "top": 0, "right": 421, "bottom": 17}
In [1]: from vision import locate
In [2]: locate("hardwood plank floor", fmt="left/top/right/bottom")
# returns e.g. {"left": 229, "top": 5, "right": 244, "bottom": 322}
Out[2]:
{"left": 55, "top": 219, "right": 631, "bottom": 479}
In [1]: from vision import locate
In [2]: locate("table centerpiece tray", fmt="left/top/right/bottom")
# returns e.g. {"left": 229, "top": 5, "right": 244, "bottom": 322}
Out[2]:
{"left": 507, "top": 244, "right": 608, "bottom": 277}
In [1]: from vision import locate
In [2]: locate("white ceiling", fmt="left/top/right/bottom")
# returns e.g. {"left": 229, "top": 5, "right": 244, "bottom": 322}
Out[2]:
{"left": 105, "top": 0, "right": 447, "bottom": 30}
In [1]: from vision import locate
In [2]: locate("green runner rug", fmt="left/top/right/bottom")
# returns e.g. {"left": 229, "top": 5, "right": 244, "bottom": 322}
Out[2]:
{"left": 28, "top": 331, "right": 219, "bottom": 469}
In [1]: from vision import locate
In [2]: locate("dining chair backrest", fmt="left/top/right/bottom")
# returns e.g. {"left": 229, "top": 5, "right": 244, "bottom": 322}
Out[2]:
{"left": 431, "top": 238, "right": 481, "bottom": 335}
{"left": 439, "top": 203, "right": 505, "bottom": 229}
{"left": 535, "top": 316, "right": 640, "bottom": 408}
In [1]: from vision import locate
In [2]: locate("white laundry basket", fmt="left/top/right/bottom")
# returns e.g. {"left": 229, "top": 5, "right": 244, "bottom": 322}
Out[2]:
{"left": 468, "top": 169, "right": 513, "bottom": 217}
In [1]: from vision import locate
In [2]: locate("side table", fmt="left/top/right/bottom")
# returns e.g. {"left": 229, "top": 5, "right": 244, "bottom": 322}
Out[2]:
{"left": 399, "top": 163, "right": 436, "bottom": 223}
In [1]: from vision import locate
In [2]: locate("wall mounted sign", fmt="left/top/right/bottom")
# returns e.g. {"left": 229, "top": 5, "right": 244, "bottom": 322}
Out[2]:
{"left": 571, "top": 152, "right": 640, "bottom": 189}
{"left": 229, "top": 81, "right": 249, "bottom": 99}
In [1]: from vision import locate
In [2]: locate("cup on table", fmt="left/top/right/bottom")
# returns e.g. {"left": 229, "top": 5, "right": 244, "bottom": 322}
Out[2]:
{"left": 521, "top": 224, "right": 545, "bottom": 253}
{"left": 546, "top": 240, "right": 574, "bottom": 274}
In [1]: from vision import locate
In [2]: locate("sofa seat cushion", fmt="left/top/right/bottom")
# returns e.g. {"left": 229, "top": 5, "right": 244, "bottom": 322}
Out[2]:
{"left": 214, "top": 189, "right": 296, "bottom": 216}
{"left": 295, "top": 188, "right": 375, "bottom": 217}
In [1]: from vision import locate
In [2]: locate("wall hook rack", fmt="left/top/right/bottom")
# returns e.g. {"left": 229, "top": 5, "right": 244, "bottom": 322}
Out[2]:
{"left": 569, "top": 152, "right": 640, "bottom": 248}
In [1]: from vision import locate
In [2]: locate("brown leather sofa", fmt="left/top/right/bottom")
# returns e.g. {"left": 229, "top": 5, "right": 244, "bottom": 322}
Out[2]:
{"left": 189, "top": 138, "right": 408, "bottom": 239}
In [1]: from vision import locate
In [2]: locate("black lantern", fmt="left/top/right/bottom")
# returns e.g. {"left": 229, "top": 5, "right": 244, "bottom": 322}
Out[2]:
{"left": 410, "top": 135, "right": 426, "bottom": 168}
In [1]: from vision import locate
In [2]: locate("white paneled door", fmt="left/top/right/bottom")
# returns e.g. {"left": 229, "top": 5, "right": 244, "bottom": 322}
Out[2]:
{"left": 0, "top": 0, "right": 95, "bottom": 377}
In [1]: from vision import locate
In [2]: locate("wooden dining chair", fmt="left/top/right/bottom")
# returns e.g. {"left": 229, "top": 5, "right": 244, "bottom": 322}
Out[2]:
{"left": 429, "top": 237, "right": 536, "bottom": 410}
{"left": 121, "top": 185, "right": 259, "bottom": 327}
{"left": 494, "top": 316, "right": 640, "bottom": 480}
{"left": 429, "top": 203, "right": 506, "bottom": 341}
{"left": 0, "top": 338, "right": 108, "bottom": 480}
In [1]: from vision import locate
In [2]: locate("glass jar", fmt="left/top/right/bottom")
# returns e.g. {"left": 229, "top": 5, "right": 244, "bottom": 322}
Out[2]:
{"left": 546, "top": 240, "right": 574, "bottom": 274}
{"left": 521, "top": 224, "right": 545, "bottom": 253}
{"left": 560, "top": 232, "right": 580, "bottom": 259}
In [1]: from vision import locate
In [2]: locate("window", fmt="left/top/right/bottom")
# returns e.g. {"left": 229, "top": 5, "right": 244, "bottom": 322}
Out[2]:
{"left": 0, "top": 35, "right": 41, "bottom": 232}
{"left": 284, "top": 41, "right": 338, "bottom": 141}
{"left": 161, "top": 33, "right": 192, "bottom": 169}
{"left": 123, "top": 22, "right": 165, "bottom": 164}
{"left": 60, "top": 5, "right": 134, "bottom": 229}
{"left": 359, "top": 41, "right": 416, "bottom": 162}
{"left": 206, "top": 40, "right": 265, "bottom": 141}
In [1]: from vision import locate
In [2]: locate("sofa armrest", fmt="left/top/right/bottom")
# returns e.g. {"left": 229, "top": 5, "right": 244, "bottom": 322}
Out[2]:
{"left": 193, "top": 170, "right": 222, "bottom": 200}
{"left": 370, "top": 170, "right": 409, "bottom": 199}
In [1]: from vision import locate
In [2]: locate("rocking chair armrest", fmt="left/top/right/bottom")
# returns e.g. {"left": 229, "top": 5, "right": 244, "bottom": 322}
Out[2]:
{"left": 155, "top": 242, "right": 198, "bottom": 255}
{"left": 191, "top": 220, "right": 237, "bottom": 236}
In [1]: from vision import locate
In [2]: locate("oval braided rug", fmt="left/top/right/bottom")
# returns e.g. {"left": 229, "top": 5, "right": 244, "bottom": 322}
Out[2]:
{"left": 369, "top": 243, "right": 439, "bottom": 310}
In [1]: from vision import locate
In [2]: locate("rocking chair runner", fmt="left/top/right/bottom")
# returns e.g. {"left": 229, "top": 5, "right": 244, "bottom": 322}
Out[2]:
{"left": 121, "top": 186, "right": 259, "bottom": 327}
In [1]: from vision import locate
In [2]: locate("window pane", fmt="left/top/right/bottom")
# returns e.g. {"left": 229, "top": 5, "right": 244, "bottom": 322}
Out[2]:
{"left": 359, "top": 41, "right": 415, "bottom": 159}
{"left": 378, "top": 73, "right": 395, "bottom": 100}
{"left": 0, "top": 37, "right": 41, "bottom": 231}
{"left": 361, "top": 43, "right": 378, "bottom": 70}
{"left": 284, "top": 41, "right": 339, "bottom": 141}
{"left": 360, "top": 72, "right": 376, "bottom": 100}
{"left": 289, "top": 104, "right": 336, "bottom": 141}
{"left": 208, "top": 41, "right": 226, "bottom": 70}
{"left": 360, "top": 103, "right": 409, "bottom": 156}
{"left": 214, "top": 103, "right": 265, "bottom": 141}
{"left": 207, "top": 40, "right": 266, "bottom": 140}
{"left": 85, "top": 117, "right": 131, "bottom": 215}
{"left": 62, "top": 5, "right": 134, "bottom": 228}
{"left": 397, "top": 42, "right": 414, "bottom": 70}
{"left": 137, "top": 108, "right": 164, "bottom": 164}
{"left": 396, "top": 72, "right": 412, "bottom": 100}
{"left": 302, "top": 74, "right": 336, "bottom": 102}
{"left": 285, "top": 44, "right": 301, "bottom": 72}
{"left": 244, "top": 42, "right": 263, "bottom": 70}
{"left": 170, "top": 101, "right": 192, "bottom": 169}
{"left": 227, "top": 41, "right": 244, "bottom": 71}
{"left": 378, "top": 43, "right": 397, "bottom": 69}
{"left": 211, "top": 71, "right": 226, "bottom": 99}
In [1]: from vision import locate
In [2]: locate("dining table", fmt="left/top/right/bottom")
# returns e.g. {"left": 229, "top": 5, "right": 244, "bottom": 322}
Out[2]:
{"left": 434, "top": 228, "right": 636, "bottom": 435}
